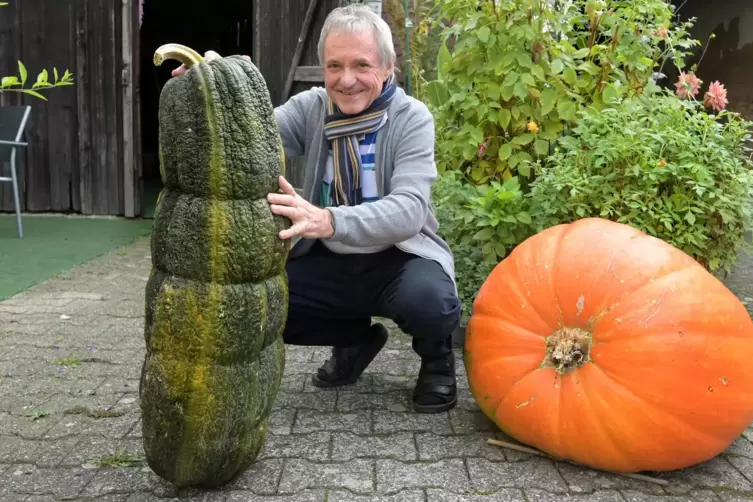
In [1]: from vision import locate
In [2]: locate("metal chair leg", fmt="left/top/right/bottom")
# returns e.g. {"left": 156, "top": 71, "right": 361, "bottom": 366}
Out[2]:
{"left": 10, "top": 152, "right": 23, "bottom": 239}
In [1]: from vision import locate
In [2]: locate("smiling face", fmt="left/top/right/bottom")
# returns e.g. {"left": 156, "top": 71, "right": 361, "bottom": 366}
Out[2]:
{"left": 322, "top": 28, "right": 393, "bottom": 115}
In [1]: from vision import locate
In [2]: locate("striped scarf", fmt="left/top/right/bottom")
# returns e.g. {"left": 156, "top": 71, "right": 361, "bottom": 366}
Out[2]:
{"left": 323, "top": 74, "right": 397, "bottom": 206}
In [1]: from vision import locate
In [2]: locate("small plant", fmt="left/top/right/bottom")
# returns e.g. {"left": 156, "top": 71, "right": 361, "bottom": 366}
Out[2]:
{"left": 0, "top": 2, "right": 74, "bottom": 100}
{"left": 25, "top": 411, "right": 50, "bottom": 422}
{"left": 433, "top": 171, "right": 537, "bottom": 319}
{"left": 91, "top": 447, "right": 145, "bottom": 468}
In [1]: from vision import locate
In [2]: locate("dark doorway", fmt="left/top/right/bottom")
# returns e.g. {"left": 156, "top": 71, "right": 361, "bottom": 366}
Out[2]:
{"left": 137, "top": 0, "right": 254, "bottom": 217}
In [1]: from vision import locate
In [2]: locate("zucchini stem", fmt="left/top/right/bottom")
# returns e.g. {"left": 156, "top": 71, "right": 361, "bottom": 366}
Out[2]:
{"left": 153, "top": 44, "right": 205, "bottom": 68}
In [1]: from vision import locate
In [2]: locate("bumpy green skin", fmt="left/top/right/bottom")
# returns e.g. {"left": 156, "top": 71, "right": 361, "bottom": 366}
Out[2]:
{"left": 139, "top": 55, "right": 290, "bottom": 488}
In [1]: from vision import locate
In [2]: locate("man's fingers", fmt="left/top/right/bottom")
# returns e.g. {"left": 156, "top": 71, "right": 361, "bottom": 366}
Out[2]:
{"left": 267, "top": 193, "right": 296, "bottom": 206}
{"left": 278, "top": 175, "right": 297, "bottom": 196}
{"left": 171, "top": 64, "right": 186, "bottom": 77}
{"left": 279, "top": 221, "right": 306, "bottom": 240}
{"left": 269, "top": 204, "right": 298, "bottom": 219}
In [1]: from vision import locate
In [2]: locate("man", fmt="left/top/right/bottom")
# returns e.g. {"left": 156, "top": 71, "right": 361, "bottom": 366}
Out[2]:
{"left": 172, "top": 5, "right": 461, "bottom": 413}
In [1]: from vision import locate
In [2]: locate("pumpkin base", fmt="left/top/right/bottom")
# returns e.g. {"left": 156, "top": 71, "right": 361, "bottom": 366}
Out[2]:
{"left": 542, "top": 327, "right": 592, "bottom": 374}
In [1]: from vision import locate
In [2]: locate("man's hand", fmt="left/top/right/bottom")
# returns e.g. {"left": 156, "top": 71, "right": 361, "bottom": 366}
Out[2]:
{"left": 267, "top": 176, "right": 335, "bottom": 240}
{"left": 171, "top": 51, "right": 251, "bottom": 77}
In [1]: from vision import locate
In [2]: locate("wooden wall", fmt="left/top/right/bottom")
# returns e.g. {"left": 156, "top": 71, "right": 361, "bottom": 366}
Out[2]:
{"left": 0, "top": 0, "right": 138, "bottom": 216}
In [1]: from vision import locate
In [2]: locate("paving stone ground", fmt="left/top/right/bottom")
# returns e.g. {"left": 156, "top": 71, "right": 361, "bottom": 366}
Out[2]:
{"left": 1, "top": 236, "right": 753, "bottom": 501}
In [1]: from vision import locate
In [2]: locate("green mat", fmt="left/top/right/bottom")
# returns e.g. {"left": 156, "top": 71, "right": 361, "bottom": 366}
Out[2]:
{"left": 0, "top": 214, "right": 154, "bottom": 300}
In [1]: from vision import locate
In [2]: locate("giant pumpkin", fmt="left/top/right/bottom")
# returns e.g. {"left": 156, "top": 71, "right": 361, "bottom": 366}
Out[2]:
{"left": 139, "top": 44, "right": 290, "bottom": 488}
{"left": 465, "top": 217, "right": 753, "bottom": 473}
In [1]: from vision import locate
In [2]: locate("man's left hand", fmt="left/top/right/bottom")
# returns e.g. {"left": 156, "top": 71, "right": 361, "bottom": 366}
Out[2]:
{"left": 267, "top": 176, "right": 334, "bottom": 240}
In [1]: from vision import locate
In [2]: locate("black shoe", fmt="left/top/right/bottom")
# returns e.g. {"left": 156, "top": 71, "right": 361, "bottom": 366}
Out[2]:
{"left": 311, "top": 323, "right": 389, "bottom": 388}
{"left": 413, "top": 351, "right": 457, "bottom": 413}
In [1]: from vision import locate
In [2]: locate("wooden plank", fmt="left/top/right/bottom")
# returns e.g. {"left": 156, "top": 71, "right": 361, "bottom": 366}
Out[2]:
{"left": 131, "top": 0, "right": 142, "bottom": 216}
{"left": 76, "top": 0, "right": 92, "bottom": 214}
{"left": 294, "top": 65, "right": 324, "bottom": 82}
{"left": 45, "top": 0, "right": 78, "bottom": 212}
{"left": 22, "top": 0, "right": 52, "bottom": 212}
{"left": 122, "top": 0, "right": 135, "bottom": 218}
{"left": 281, "top": 0, "right": 321, "bottom": 105}
{"left": 104, "top": 0, "right": 122, "bottom": 215}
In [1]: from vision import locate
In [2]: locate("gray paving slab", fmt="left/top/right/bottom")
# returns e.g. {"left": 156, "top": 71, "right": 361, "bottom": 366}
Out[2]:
{"left": 0, "top": 236, "right": 752, "bottom": 501}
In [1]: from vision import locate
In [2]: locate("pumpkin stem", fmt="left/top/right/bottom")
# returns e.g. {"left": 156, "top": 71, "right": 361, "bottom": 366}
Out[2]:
{"left": 153, "top": 43, "right": 205, "bottom": 69}
{"left": 543, "top": 327, "right": 592, "bottom": 374}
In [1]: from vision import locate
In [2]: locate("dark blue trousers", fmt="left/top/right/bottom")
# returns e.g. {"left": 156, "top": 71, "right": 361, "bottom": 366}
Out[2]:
{"left": 282, "top": 239, "right": 461, "bottom": 359}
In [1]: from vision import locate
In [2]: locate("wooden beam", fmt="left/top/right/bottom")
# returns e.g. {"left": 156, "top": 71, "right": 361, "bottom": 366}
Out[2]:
{"left": 294, "top": 65, "right": 324, "bottom": 83}
{"left": 280, "top": 0, "right": 320, "bottom": 104}
{"left": 121, "top": 0, "right": 135, "bottom": 218}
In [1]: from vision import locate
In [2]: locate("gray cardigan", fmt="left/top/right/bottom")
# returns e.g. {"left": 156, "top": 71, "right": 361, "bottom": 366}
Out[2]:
{"left": 274, "top": 85, "right": 457, "bottom": 287}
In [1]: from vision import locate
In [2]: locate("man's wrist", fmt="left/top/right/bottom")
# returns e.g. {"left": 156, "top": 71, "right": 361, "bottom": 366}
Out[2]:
{"left": 322, "top": 208, "right": 335, "bottom": 239}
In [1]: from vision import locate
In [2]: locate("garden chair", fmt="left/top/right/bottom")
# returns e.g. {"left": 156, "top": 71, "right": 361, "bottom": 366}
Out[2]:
{"left": 0, "top": 105, "right": 31, "bottom": 238}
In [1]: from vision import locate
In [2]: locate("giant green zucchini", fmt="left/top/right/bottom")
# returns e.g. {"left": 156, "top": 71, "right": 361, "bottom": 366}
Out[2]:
{"left": 139, "top": 44, "right": 290, "bottom": 488}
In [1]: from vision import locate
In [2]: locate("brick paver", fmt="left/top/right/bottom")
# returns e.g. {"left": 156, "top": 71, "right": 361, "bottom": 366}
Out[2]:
{"left": 1, "top": 236, "right": 752, "bottom": 501}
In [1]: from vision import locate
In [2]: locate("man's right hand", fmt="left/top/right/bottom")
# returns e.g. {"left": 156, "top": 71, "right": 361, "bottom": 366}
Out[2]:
{"left": 171, "top": 50, "right": 222, "bottom": 76}
{"left": 171, "top": 50, "right": 251, "bottom": 77}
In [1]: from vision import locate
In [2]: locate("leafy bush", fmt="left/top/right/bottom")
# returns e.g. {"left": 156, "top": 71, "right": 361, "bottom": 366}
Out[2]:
{"left": 425, "top": 0, "right": 699, "bottom": 184}
{"left": 527, "top": 89, "right": 753, "bottom": 272}
{"left": 433, "top": 171, "right": 536, "bottom": 320}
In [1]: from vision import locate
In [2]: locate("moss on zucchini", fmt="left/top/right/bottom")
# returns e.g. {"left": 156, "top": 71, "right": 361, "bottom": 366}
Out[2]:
{"left": 140, "top": 44, "right": 290, "bottom": 488}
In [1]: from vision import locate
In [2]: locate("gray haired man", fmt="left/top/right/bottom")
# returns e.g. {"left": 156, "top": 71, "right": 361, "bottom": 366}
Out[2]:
{"left": 172, "top": 5, "right": 461, "bottom": 413}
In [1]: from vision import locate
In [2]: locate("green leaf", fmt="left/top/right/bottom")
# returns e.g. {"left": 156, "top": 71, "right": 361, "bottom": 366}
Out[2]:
{"left": 498, "top": 109, "right": 511, "bottom": 129}
{"left": 436, "top": 42, "right": 452, "bottom": 81}
{"left": 534, "top": 139, "right": 550, "bottom": 156}
{"left": 685, "top": 211, "right": 696, "bottom": 225}
{"left": 18, "top": 60, "right": 27, "bottom": 85}
{"left": 517, "top": 160, "right": 531, "bottom": 177}
{"left": 22, "top": 89, "right": 47, "bottom": 100}
{"left": 516, "top": 53, "right": 532, "bottom": 68}
{"left": 520, "top": 73, "right": 535, "bottom": 87}
{"left": 494, "top": 242, "right": 507, "bottom": 259}
{"left": 424, "top": 81, "right": 449, "bottom": 108}
{"left": 502, "top": 71, "right": 519, "bottom": 88}
{"left": 557, "top": 99, "right": 577, "bottom": 121}
{"left": 572, "top": 47, "right": 591, "bottom": 59}
{"left": 563, "top": 67, "right": 577, "bottom": 85}
{"left": 531, "top": 64, "right": 545, "bottom": 81}
{"left": 602, "top": 83, "right": 618, "bottom": 104}
{"left": 473, "top": 228, "right": 494, "bottom": 240}
{"left": 512, "top": 133, "right": 534, "bottom": 145}
{"left": 516, "top": 212, "right": 532, "bottom": 224}
{"left": 550, "top": 59, "right": 564, "bottom": 75}
{"left": 477, "top": 26, "right": 490, "bottom": 43}
{"left": 498, "top": 143, "right": 512, "bottom": 160}
{"left": 540, "top": 88, "right": 557, "bottom": 115}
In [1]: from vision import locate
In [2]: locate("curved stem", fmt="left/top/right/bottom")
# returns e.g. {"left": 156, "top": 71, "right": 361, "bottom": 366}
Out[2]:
{"left": 153, "top": 44, "right": 205, "bottom": 69}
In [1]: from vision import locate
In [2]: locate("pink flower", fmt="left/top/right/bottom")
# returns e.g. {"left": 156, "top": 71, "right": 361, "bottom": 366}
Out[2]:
{"left": 674, "top": 72, "right": 702, "bottom": 100}
{"left": 477, "top": 141, "right": 487, "bottom": 158}
{"left": 703, "top": 81, "right": 728, "bottom": 111}
{"left": 653, "top": 27, "right": 669, "bottom": 38}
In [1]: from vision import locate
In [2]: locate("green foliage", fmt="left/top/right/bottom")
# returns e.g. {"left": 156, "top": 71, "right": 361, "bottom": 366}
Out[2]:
{"left": 432, "top": 171, "right": 536, "bottom": 319}
{"left": 0, "top": 2, "right": 75, "bottom": 99}
{"left": 425, "top": 0, "right": 699, "bottom": 184}
{"left": 527, "top": 89, "right": 753, "bottom": 272}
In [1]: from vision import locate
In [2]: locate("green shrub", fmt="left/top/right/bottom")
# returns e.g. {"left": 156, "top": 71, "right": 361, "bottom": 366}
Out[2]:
{"left": 425, "top": 0, "right": 699, "bottom": 184}
{"left": 527, "top": 89, "right": 753, "bottom": 272}
{"left": 433, "top": 171, "right": 536, "bottom": 320}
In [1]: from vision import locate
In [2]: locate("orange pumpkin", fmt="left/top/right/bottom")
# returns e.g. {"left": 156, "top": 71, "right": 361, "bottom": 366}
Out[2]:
{"left": 465, "top": 217, "right": 753, "bottom": 473}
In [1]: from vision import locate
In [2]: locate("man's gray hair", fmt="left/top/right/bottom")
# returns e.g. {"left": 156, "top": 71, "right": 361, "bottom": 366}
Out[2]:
{"left": 318, "top": 4, "right": 396, "bottom": 70}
